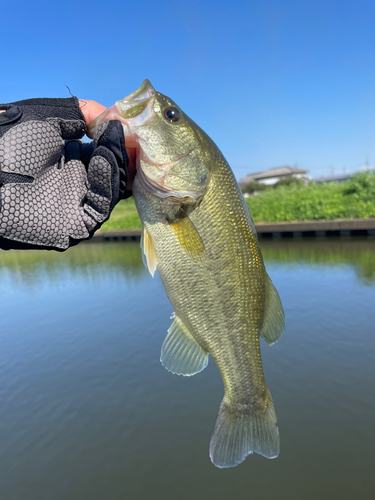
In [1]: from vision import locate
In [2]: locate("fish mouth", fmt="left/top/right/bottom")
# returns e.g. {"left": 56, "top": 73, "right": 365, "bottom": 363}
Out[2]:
{"left": 122, "top": 79, "right": 155, "bottom": 103}
{"left": 116, "top": 79, "right": 155, "bottom": 121}
{"left": 87, "top": 80, "right": 157, "bottom": 138}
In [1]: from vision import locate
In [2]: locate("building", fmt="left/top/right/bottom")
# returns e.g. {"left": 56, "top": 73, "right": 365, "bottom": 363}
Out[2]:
{"left": 238, "top": 166, "right": 309, "bottom": 187}
{"left": 313, "top": 173, "right": 354, "bottom": 184}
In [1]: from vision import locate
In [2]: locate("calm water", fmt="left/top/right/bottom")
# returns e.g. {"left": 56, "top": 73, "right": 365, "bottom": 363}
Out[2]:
{"left": 0, "top": 237, "right": 374, "bottom": 500}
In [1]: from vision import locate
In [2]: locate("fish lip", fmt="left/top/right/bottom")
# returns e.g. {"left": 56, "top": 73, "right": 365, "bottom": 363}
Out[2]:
{"left": 87, "top": 80, "right": 156, "bottom": 136}
{"left": 123, "top": 79, "right": 155, "bottom": 102}
{"left": 116, "top": 96, "right": 153, "bottom": 120}
{"left": 115, "top": 80, "right": 156, "bottom": 120}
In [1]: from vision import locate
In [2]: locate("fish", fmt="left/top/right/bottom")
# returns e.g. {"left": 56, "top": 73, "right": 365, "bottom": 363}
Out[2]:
{"left": 88, "top": 80, "right": 285, "bottom": 468}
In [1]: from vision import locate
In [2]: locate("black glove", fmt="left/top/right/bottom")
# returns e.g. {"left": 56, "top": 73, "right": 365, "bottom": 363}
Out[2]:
{"left": 0, "top": 97, "right": 128, "bottom": 250}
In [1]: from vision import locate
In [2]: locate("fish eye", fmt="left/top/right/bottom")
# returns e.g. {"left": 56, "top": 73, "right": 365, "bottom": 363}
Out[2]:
{"left": 164, "top": 107, "right": 180, "bottom": 123}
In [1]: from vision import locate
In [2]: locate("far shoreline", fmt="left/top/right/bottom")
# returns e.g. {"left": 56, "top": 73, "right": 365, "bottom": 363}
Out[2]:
{"left": 91, "top": 217, "right": 375, "bottom": 242}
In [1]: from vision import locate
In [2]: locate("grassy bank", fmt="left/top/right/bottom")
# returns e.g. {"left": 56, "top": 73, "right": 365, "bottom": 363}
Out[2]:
{"left": 247, "top": 171, "right": 375, "bottom": 222}
{"left": 101, "top": 198, "right": 142, "bottom": 232}
{"left": 100, "top": 171, "right": 375, "bottom": 231}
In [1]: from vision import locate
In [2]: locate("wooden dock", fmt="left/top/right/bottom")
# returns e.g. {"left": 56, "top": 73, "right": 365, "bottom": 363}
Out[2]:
{"left": 90, "top": 218, "right": 375, "bottom": 242}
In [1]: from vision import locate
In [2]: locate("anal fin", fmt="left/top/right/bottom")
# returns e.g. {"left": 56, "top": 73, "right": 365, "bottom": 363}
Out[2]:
{"left": 260, "top": 274, "right": 285, "bottom": 346}
{"left": 161, "top": 313, "right": 208, "bottom": 376}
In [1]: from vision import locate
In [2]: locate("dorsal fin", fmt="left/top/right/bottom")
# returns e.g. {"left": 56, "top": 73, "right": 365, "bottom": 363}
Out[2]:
{"left": 260, "top": 274, "right": 285, "bottom": 346}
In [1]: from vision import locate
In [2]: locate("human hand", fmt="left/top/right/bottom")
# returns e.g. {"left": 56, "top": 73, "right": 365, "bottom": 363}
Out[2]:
{"left": 78, "top": 99, "right": 106, "bottom": 125}
{"left": 0, "top": 97, "right": 128, "bottom": 250}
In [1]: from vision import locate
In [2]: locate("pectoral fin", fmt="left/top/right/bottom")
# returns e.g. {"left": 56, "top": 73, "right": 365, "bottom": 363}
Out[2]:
{"left": 140, "top": 226, "right": 158, "bottom": 277}
{"left": 260, "top": 274, "right": 285, "bottom": 346}
{"left": 161, "top": 313, "right": 209, "bottom": 376}
{"left": 168, "top": 214, "right": 204, "bottom": 258}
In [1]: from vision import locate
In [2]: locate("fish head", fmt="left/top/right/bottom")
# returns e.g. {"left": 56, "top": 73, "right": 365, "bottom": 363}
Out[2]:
{"left": 89, "top": 80, "right": 214, "bottom": 204}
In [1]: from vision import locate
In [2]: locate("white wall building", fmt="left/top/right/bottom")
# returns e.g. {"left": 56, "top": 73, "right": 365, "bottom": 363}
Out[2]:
{"left": 239, "top": 166, "right": 309, "bottom": 187}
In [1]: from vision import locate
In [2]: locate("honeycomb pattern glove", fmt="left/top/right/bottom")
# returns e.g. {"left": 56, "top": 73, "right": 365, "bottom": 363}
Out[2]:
{"left": 0, "top": 98, "right": 128, "bottom": 250}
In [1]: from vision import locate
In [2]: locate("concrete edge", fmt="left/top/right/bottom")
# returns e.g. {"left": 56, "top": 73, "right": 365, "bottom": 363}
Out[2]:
{"left": 90, "top": 218, "right": 375, "bottom": 241}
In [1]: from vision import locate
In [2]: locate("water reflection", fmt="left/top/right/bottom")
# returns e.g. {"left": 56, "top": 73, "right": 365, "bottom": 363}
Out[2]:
{"left": 260, "top": 236, "right": 375, "bottom": 284}
{"left": 0, "top": 238, "right": 374, "bottom": 499}
{"left": 2, "top": 236, "right": 375, "bottom": 286}
{"left": 0, "top": 242, "right": 146, "bottom": 289}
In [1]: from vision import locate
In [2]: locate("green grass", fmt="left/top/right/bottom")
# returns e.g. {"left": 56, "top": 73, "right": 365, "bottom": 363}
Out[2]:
{"left": 246, "top": 171, "right": 375, "bottom": 223}
{"left": 100, "top": 198, "right": 142, "bottom": 231}
{"left": 100, "top": 171, "right": 375, "bottom": 230}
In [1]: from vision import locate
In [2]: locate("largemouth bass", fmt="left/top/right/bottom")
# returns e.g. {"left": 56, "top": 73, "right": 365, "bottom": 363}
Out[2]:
{"left": 88, "top": 80, "right": 285, "bottom": 468}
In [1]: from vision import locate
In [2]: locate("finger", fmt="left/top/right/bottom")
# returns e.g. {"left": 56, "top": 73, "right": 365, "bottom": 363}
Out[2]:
{"left": 78, "top": 100, "right": 106, "bottom": 127}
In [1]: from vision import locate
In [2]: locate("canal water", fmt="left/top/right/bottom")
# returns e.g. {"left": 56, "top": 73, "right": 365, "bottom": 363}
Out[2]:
{"left": 0, "top": 237, "right": 374, "bottom": 500}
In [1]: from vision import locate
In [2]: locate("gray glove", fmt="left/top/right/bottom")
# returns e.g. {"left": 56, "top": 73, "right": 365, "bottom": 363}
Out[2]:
{"left": 0, "top": 97, "right": 128, "bottom": 250}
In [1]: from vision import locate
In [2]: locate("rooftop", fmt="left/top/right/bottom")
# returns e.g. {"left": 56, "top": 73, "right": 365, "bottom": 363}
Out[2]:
{"left": 239, "top": 166, "right": 309, "bottom": 186}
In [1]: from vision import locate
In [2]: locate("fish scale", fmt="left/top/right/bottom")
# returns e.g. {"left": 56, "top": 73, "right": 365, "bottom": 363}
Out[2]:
{"left": 88, "top": 79, "right": 285, "bottom": 468}
{"left": 187, "top": 150, "right": 266, "bottom": 399}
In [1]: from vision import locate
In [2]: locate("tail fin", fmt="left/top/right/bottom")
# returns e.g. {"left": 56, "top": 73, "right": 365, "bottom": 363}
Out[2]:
{"left": 209, "top": 398, "right": 279, "bottom": 468}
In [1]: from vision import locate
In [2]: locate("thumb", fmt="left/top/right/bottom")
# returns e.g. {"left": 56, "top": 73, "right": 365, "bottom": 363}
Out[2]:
{"left": 78, "top": 100, "right": 106, "bottom": 126}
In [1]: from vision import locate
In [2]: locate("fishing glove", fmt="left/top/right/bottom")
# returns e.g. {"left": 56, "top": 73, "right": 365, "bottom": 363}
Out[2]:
{"left": 0, "top": 97, "right": 128, "bottom": 251}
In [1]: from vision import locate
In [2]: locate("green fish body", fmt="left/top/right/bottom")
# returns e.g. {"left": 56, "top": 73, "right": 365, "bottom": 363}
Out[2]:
{"left": 88, "top": 80, "right": 285, "bottom": 468}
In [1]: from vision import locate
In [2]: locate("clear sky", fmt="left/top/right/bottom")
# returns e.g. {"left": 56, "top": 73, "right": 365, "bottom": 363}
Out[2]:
{"left": 1, "top": 0, "right": 375, "bottom": 180}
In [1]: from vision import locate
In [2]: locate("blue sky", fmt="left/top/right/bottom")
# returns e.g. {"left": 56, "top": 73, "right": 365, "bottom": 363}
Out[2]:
{"left": 1, "top": 0, "right": 375, "bottom": 180}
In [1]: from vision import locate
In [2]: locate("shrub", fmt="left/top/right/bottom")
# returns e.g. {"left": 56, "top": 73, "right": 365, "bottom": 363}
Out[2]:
{"left": 246, "top": 171, "right": 375, "bottom": 222}
{"left": 342, "top": 171, "right": 375, "bottom": 200}
{"left": 273, "top": 176, "right": 304, "bottom": 188}
{"left": 241, "top": 181, "right": 269, "bottom": 195}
